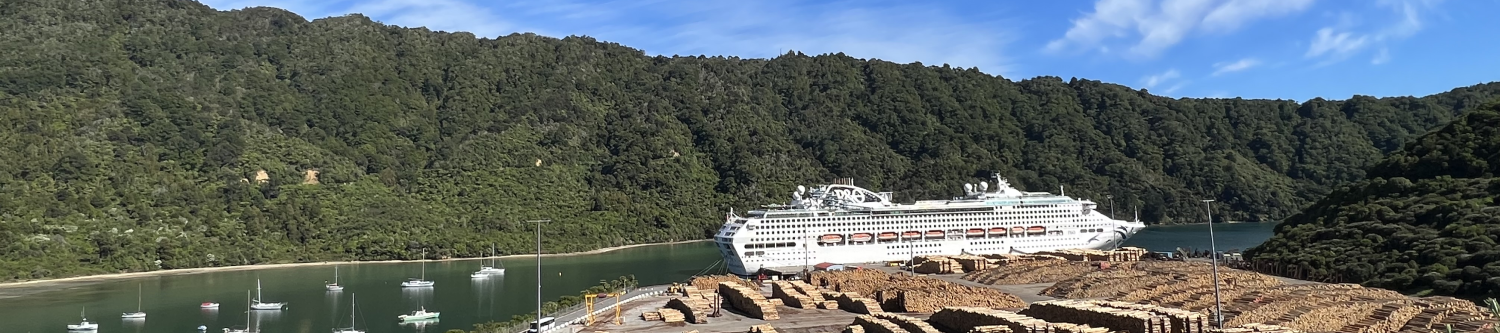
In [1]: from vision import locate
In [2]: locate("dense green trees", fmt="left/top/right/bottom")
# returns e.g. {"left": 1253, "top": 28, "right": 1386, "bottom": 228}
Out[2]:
{"left": 1, "top": 0, "right": 1497, "bottom": 281}
{"left": 1248, "top": 104, "right": 1500, "bottom": 300}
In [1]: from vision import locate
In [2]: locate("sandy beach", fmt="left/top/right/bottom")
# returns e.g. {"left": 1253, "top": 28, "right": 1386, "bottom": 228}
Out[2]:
{"left": 0, "top": 239, "right": 709, "bottom": 295}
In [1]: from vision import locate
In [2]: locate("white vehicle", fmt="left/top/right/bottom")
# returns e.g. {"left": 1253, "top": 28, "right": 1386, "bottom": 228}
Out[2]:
{"left": 714, "top": 173, "right": 1147, "bottom": 276}
{"left": 524, "top": 316, "right": 556, "bottom": 333}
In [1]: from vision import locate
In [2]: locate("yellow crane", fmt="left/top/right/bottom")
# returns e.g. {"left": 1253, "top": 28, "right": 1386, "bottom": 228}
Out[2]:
{"left": 584, "top": 292, "right": 622, "bottom": 325}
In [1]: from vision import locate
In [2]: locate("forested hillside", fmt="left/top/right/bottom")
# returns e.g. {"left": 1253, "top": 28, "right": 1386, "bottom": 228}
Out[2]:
{"left": 1, "top": 0, "right": 1497, "bottom": 280}
{"left": 1247, "top": 103, "right": 1500, "bottom": 300}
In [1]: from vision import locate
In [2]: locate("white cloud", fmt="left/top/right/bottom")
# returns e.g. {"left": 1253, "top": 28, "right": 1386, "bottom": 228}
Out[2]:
{"left": 1142, "top": 69, "right": 1181, "bottom": 88}
{"left": 1047, "top": 0, "right": 1315, "bottom": 58}
{"left": 1305, "top": 28, "right": 1368, "bottom": 58}
{"left": 1211, "top": 58, "right": 1260, "bottom": 75}
{"left": 347, "top": 0, "right": 512, "bottom": 38}
{"left": 1371, "top": 47, "right": 1391, "bottom": 64}
{"left": 1304, "top": 0, "right": 1441, "bottom": 64}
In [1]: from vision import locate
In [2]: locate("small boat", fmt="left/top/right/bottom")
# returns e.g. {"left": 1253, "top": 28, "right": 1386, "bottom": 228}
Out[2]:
{"left": 925, "top": 230, "right": 945, "bottom": 238}
{"left": 988, "top": 227, "right": 1006, "bottom": 235}
{"left": 198, "top": 325, "right": 208, "bottom": 331}
{"left": 250, "top": 279, "right": 285, "bottom": 310}
{"left": 877, "top": 232, "right": 899, "bottom": 240}
{"left": 398, "top": 307, "right": 441, "bottom": 321}
{"left": 901, "top": 231, "right": 921, "bottom": 239}
{"left": 201, "top": 302, "right": 220, "bottom": 309}
{"left": 122, "top": 283, "right": 146, "bottom": 319}
{"left": 1027, "top": 226, "right": 1046, "bottom": 234}
{"left": 966, "top": 229, "right": 985, "bottom": 236}
{"left": 332, "top": 293, "right": 365, "bottom": 333}
{"left": 402, "top": 250, "right": 436, "bottom": 288}
{"left": 326, "top": 266, "right": 344, "bottom": 291}
{"left": 849, "top": 233, "right": 873, "bottom": 242}
{"left": 67, "top": 307, "right": 98, "bottom": 331}
{"left": 819, "top": 234, "right": 843, "bottom": 243}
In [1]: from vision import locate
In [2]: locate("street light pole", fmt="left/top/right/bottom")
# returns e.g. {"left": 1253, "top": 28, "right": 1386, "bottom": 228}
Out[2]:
{"left": 1202, "top": 200, "right": 1223, "bottom": 328}
{"left": 530, "top": 219, "right": 551, "bottom": 332}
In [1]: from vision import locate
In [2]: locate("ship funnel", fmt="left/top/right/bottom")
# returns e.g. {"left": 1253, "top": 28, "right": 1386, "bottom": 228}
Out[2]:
{"left": 796, "top": 185, "right": 806, "bottom": 195}
{"left": 963, "top": 183, "right": 974, "bottom": 194}
{"left": 979, "top": 181, "right": 989, "bottom": 192}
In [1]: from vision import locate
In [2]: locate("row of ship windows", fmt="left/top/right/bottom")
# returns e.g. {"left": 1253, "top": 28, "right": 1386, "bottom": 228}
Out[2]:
{"left": 738, "top": 235, "right": 1078, "bottom": 249}
{"left": 762, "top": 214, "right": 1092, "bottom": 229}
{"left": 759, "top": 209, "right": 1083, "bottom": 224}
{"left": 754, "top": 222, "right": 1106, "bottom": 237}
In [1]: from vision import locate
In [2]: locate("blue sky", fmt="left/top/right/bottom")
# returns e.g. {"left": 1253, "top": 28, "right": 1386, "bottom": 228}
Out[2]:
{"left": 198, "top": 0, "right": 1498, "bottom": 101}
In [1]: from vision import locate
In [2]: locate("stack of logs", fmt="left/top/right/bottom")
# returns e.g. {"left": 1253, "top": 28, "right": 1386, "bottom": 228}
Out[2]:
{"left": 1208, "top": 323, "right": 1303, "bottom": 333}
{"left": 1088, "top": 300, "right": 1209, "bottom": 333}
{"left": 912, "top": 256, "right": 967, "bottom": 274}
{"left": 691, "top": 275, "right": 757, "bottom": 291}
{"left": 834, "top": 292, "right": 884, "bottom": 314}
{"left": 810, "top": 269, "right": 1025, "bottom": 312}
{"left": 657, "top": 308, "right": 686, "bottom": 324}
{"left": 1033, "top": 247, "right": 1148, "bottom": 262}
{"left": 772, "top": 280, "right": 824, "bottom": 309}
{"left": 641, "top": 310, "right": 662, "bottom": 321}
{"left": 1021, "top": 299, "right": 1171, "bottom": 333}
{"left": 748, "top": 324, "right": 779, "bottom": 333}
{"left": 665, "top": 297, "right": 711, "bottom": 324}
{"left": 963, "top": 261, "right": 1105, "bottom": 285}
{"left": 719, "top": 282, "right": 780, "bottom": 320}
{"left": 927, "top": 307, "right": 1111, "bottom": 333}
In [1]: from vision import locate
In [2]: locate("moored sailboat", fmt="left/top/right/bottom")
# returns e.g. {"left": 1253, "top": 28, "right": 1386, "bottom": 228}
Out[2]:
{"left": 326, "top": 266, "right": 344, "bottom": 291}
{"left": 401, "top": 250, "right": 435, "bottom": 288}
{"left": 121, "top": 283, "right": 146, "bottom": 319}
{"left": 66, "top": 307, "right": 98, "bottom": 331}
{"left": 331, "top": 293, "right": 364, "bottom": 333}
{"left": 250, "top": 279, "right": 285, "bottom": 310}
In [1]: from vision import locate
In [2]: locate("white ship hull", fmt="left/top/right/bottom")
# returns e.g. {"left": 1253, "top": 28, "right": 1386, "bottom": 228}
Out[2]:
{"left": 714, "top": 174, "right": 1146, "bottom": 276}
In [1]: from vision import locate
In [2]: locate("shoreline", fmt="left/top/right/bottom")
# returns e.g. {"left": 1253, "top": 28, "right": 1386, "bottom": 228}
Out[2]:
{"left": 0, "top": 239, "right": 710, "bottom": 291}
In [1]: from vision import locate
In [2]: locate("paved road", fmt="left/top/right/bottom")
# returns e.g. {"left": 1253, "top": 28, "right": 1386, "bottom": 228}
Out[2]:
{"left": 538, "top": 285, "right": 669, "bottom": 333}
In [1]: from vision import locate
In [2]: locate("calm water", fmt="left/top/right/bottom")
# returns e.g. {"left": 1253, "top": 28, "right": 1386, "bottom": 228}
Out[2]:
{"left": 1, "top": 223, "right": 1277, "bottom": 333}
{"left": 0, "top": 242, "right": 721, "bottom": 333}
{"left": 1121, "top": 222, "right": 1278, "bottom": 253}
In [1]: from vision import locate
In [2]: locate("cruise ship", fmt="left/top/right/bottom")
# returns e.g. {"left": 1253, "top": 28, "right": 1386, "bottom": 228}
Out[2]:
{"left": 713, "top": 174, "right": 1147, "bottom": 276}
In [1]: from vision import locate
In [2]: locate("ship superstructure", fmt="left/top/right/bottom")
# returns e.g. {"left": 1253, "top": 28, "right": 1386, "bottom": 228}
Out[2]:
{"left": 713, "top": 174, "right": 1147, "bottom": 276}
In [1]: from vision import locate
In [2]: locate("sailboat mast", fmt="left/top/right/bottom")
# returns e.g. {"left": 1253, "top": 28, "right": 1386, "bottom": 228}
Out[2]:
{"left": 350, "top": 293, "right": 356, "bottom": 328}
{"left": 137, "top": 284, "right": 142, "bottom": 311}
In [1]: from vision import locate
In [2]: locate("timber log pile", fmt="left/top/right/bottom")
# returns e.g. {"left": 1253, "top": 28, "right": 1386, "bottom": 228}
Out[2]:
{"left": 772, "top": 281, "right": 818, "bottom": 308}
{"left": 658, "top": 307, "right": 686, "bottom": 324}
{"left": 873, "top": 313, "right": 945, "bottom": 333}
{"left": 835, "top": 292, "right": 884, "bottom": 314}
{"left": 852, "top": 314, "right": 909, "bottom": 333}
{"left": 964, "top": 261, "right": 1105, "bottom": 285}
{"left": 842, "top": 325, "right": 867, "bottom": 333}
{"left": 692, "top": 275, "right": 756, "bottom": 291}
{"left": 719, "top": 282, "right": 780, "bottom": 320}
{"left": 665, "top": 297, "right": 711, "bottom": 324}
{"left": 641, "top": 310, "right": 662, "bottom": 321}
{"left": 748, "top": 324, "right": 779, "bottom": 333}
{"left": 1044, "top": 262, "right": 1281, "bottom": 300}
{"left": 1021, "top": 299, "right": 1169, "bottom": 333}
{"left": 913, "top": 256, "right": 967, "bottom": 274}
{"left": 1087, "top": 301, "right": 1209, "bottom": 333}
{"left": 1033, "top": 248, "right": 1148, "bottom": 262}
{"left": 810, "top": 269, "right": 1024, "bottom": 312}
{"left": 927, "top": 307, "right": 1112, "bottom": 333}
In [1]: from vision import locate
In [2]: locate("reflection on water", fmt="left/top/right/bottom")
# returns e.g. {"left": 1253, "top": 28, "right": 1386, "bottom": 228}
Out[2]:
{"left": 401, "top": 287, "right": 434, "bottom": 312}
{"left": 401, "top": 318, "right": 441, "bottom": 333}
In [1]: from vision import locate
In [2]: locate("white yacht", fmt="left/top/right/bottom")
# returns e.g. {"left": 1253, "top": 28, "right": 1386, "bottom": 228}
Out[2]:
{"left": 474, "top": 244, "right": 505, "bottom": 276}
{"left": 326, "top": 266, "right": 344, "bottom": 291}
{"left": 121, "top": 283, "right": 146, "bottom": 319}
{"left": 66, "top": 308, "right": 98, "bottom": 331}
{"left": 397, "top": 307, "right": 440, "bottom": 321}
{"left": 250, "top": 279, "right": 285, "bottom": 310}
{"left": 401, "top": 251, "right": 435, "bottom": 288}
{"left": 713, "top": 174, "right": 1147, "bottom": 276}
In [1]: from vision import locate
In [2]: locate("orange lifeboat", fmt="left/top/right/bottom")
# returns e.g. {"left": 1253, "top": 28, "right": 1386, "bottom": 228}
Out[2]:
{"left": 966, "top": 229, "right": 985, "bottom": 236}
{"left": 1026, "top": 226, "right": 1045, "bottom": 234}
{"left": 820, "top": 234, "right": 844, "bottom": 243}
{"left": 925, "top": 230, "right": 945, "bottom": 238}
{"left": 988, "top": 227, "right": 1006, "bottom": 235}
{"left": 902, "top": 231, "right": 921, "bottom": 239}
{"left": 877, "top": 232, "right": 899, "bottom": 241}
{"left": 850, "top": 233, "right": 873, "bottom": 242}
{"left": 1011, "top": 226, "right": 1025, "bottom": 234}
